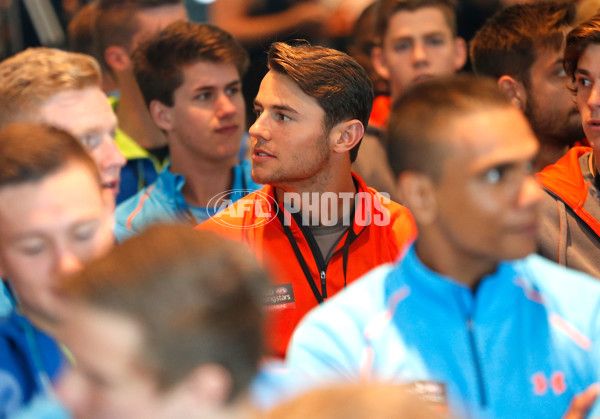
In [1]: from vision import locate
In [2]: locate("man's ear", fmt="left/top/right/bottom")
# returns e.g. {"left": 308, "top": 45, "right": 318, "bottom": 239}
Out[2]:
{"left": 372, "top": 46, "right": 391, "bottom": 81}
{"left": 184, "top": 364, "right": 232, "bottom": 408}
{"left": 104, "top": 46, "right": 131, "bottom": 73}
{"left": 330, "top": 119, "right": 364, "bottom": 155}
{"left": 396, "top": 171, "right": 437, "bottom": 225}
{"left": 149, "top": 100, "right": 174, "bottom": 132}
{"left": 453, "top": 37, "right": 468, "bottom": 71}
{"left": 498, "top": 75, "right": 527, "bottom": 110}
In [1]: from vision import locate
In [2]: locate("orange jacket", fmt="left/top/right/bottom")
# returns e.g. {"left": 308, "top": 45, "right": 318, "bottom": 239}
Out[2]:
{"left": 198, "top": 173, "right": 416, "bottom": 357}
{"left": 537, "top": 146, "right": 600, "bottom": 237}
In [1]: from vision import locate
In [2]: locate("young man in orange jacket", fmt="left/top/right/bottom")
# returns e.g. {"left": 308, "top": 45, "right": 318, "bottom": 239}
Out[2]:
{"left": 537, "top": 16, "right": 600, "bottom": 278}
{"left": 199, "top": 42, "right": 416, "bottom": 358}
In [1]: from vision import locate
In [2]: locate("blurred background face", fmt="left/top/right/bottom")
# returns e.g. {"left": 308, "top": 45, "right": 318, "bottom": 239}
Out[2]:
{"left": 373, "top": 7, "right": 465, "bottom": 98}
{"left": 524, "top": 44, "right": 583, "bottom": 147}
{"left": 166, "top": 61, "right": 245, "bottom": 162}
{"left": 57, "top": 303, "right": 219, "bottom": 419}
{"left": 57, "top": 304, "right": 168, "bottom": 419}
{"left": 429, "top": 107, "right": 541, "bottom": 265}
{"left": 575, "top": 43, "right": 600, "bottom": 149}
{"left": 0, "top": 161, "right": 114, "bottom": 320}
{"left": 38, "top": 87, "right": 126, "bottom": 196}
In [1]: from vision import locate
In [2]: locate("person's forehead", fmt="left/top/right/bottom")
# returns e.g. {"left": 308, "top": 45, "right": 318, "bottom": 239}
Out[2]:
{"left": 444, "top": 107, "right": 538, "bottom": 169}
{"left": 40, "top": 87, "right": 116, "bottom": 134}
{"left": 0, "top": 163, "right": 105, "bottom": 234}
{"left": 179, "top": 60, "right": 241, "bottom": 88}
{"left": 62, "top": 303, "right": 145, "bottom": 376}
{"left": 257, "top": 71, "right": 323, "bottom": 112}
{"left": 386, "top": 7, "right": 453, "bottom": 39}
{"left": 577, "top": 42, "right": 600, "bottom": 71}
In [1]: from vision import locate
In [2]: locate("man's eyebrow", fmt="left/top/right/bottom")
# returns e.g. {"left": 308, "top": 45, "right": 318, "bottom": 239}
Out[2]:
{"left": 575, "top": 68, "right": 591, "bottom": 76}
{"left": 253, "top": 100, "right": 299, "bottom": 115}
{"left": 271, "top": 104, "right": 299, "bottom": 114}
{"left": 72, "top": 127, "right": 104, "bottom": 137}
{"left": 193, "top": 79, "right": 241, "bottom": 92}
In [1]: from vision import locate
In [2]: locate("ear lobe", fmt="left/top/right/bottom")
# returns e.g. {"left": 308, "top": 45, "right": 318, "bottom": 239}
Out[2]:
{"left": 498, "top": 75, "right": 526, "bottom": 110}
{"left": 371, "top": 46, "right": 391, "bottom": 81}
{"left": 396, "top": 171, "right": 437, "bottom": 224}
{"left": 453, "top": 37, "right": 467, "bottom": 71}
{"left": 104, "top": 46, "right": 131, "bottom": 73}
{"left": 150, "top": 100, "right": 173, "bottom": 132}
{"left": 331, "top": 119, "right": 364, "bottom": 154}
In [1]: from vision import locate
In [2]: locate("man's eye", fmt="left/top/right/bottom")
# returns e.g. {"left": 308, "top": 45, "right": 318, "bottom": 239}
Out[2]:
{"left": 393, "top": 41, "right": 411, "bottom": 52}
{"left": 254, "top": 109, "right": 263, "bottom": 117}
{"left": 80, "top": 134, "right": 102, "bottom": 150}
{"left": 276, "top": 113, "right": 291, "bottom": 122}
{"left": 195, "top": 92, "right": 211, "bottom": 100}
{"left": 18, "top": 243, "right": 45, "bottom": 256}
{"left": 226, "top": 86, "right": 240, "bottom": 96}
{"left": 426, "top": 36, "right": 445, "bottom": 46}
{"left": 578, "top": 77, "right": 592, "bottom": 88}
{"left": 484, "top": 168, "right": 503, "bottom": 184}
{"left": 74, "top": 224, "right": 98, "bottom": 242}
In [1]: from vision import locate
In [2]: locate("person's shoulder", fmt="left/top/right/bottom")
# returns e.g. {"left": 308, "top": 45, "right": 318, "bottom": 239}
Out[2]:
{"left": 517, "top": 254, "right": 600, "bottom": 285}
{"left": 0, "top": 313, "right": 63, "bottom": 418}
{"left": 118, "top": 168, "right": 178, "bottom": 213}
{"left": 114, "top": 181, "right": 171, "bottom": 240}
{"left": 197, "top": 185, "right": 273, "bottom": 232}
{"left": 513, "top": 255, "right": 600, "bottom": 323}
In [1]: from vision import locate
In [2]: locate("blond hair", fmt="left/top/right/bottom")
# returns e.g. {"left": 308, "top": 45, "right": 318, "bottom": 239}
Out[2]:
{"left": 0, "top": 47, "right": 101, "bottom": 128}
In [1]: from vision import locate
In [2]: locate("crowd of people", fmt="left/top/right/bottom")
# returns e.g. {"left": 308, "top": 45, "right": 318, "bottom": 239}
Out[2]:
{"left": 2, "top": 0, "right": 600, "bottom": 418}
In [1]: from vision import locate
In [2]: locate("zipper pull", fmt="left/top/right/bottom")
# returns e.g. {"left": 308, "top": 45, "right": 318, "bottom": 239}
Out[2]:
{"left": 321, "top": 270, "right": 327, "bottom": 299}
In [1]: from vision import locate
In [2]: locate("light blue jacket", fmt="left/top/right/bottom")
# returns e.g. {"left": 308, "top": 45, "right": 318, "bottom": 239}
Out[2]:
{"left": 288, "top": 244, "right": 600, "bottom": 419}
{"left": 115, "top": 160, "right": 260, "bottom": 241}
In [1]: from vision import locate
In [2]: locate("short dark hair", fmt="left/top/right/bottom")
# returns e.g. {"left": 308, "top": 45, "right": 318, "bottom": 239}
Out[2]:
{"left": 470, "top": 1, "right": 575, "bottom": 84}
{"left": 94, "top": 0, "right": 183, "bottom": 74}
{"left": 564, "top": 14, "right": 600, "bottom": 85}
{"left": 0, "top": 123, "right": 101, "bottom": 189}
{"left": 387, "top": 74, "right": 511, "bottom": 182}
{"left": 267, "top": 41, "right": 373, "bottom": 163}
{"left": 134, "top": 21, "right": 249, "bottom": 108}
{"left": 374, "top": 0, "right": 458, "bottom": 46}
{"left": 60, "top": 224, "right": 268, "bottom": 401}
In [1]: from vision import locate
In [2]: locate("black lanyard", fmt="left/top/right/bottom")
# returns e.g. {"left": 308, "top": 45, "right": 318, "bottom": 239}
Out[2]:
{"left": 276, "top": 208, "right": 325, "bottom": 303}
{"left": 275, "top": 203, "right": 359, "bottom": 304}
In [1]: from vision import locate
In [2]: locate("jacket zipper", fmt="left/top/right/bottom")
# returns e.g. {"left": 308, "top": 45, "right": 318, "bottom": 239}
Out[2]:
{"left": 320, "top": 270, "right": 327, "bottom": 298}
{"left": 466, "top": 317, "right": 488, "bottom": 408}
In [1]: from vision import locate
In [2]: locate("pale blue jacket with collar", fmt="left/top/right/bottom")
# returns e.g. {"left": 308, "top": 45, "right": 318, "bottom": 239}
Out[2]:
{"left": 114, "top": 160, "right": 260, "bottom": 241}
{"left": 288, "top": 244, "right": 600, "bottom": 419}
